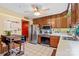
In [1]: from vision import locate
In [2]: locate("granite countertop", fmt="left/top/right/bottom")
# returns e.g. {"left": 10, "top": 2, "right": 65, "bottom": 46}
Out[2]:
{"left": 38, "top": 32, "right": 73, "bottom": 37}
{"left": 56, "top": 37, "right": 79, "bottom": 56}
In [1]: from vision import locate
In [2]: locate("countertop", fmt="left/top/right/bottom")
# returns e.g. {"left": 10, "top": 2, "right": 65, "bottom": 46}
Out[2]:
{"left": 39, "top": 32, "right": 79, "bottom": 56}
{"left": 38, "top": 32, "right": 73, "bottom": 37}
{"left": 56, "top": 37, "right": 79, "bottom": 56}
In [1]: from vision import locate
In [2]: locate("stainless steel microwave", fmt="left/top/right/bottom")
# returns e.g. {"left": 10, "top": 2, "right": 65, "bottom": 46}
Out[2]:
{"left": 40, "top": 25, "right": 52, "bottom": 34}
{"left": 42, "top": 25, "right": 51, "bottom": 30}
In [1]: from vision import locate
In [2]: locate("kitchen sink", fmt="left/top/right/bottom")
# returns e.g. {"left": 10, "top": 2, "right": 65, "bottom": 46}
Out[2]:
{"left": 63, "top": 37, "right": 76, "bottom": 41}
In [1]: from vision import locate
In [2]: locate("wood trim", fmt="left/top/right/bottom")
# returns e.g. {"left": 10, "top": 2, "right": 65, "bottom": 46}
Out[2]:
{"left": 51, "top": 48, "right": 57, "bottom": 56}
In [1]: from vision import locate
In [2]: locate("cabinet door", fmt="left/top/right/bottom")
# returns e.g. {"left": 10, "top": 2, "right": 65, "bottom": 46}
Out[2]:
{"left": 71, "top": 3, "right": 78, "bottom": 24}
{"left": 38, "top": 35, "right": 41, "bottom": 44}
{"left": 0, "top": 44, "right": 3, "bottom": 54}
{"left": 60, "top": 17, "right": 67, "bottom": 28}
{"left": 0, "top": 44, "right": 2, "bottom": 54}
{"left": 50, "top": 36, "right": 60, "bottom": 48}
{"left": 56, "top": 17, "right": 61, "bottom": 28}
{"left": 67, "top": 16, "right": 71, "bottom": 27}
{"left": 51, "top": 18, "right": 57, "bottom": 28}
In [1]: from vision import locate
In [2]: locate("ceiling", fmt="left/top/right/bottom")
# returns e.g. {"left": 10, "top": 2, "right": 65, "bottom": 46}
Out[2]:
{"left": 0, "top": 3, "right": 69, "bottom": 19}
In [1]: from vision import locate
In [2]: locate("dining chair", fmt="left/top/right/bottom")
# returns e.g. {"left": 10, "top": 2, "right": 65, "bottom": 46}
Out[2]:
{"left": 1, "top": 35, "right": 11, "bottom": 56}
{"left": 12, "top": 35, "right": 26, "bottom": 56}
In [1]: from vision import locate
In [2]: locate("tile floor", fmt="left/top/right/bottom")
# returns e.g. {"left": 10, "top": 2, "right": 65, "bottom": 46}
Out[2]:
{"left": 24, "top": 42, "right": 55, "bottom": 56}
{"left": 0, "top": 42, "right": 55, "bottom": 56}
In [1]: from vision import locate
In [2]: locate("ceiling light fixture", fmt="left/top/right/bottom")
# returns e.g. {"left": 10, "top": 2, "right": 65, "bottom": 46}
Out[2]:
{"left": 34, "top": 12, "right": 41, "bottom": 16}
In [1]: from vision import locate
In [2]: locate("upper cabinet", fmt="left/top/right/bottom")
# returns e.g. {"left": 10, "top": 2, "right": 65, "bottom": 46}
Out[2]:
{"left": 71, "top": 3, "right": 79, "bottom": 25}
{"left": 60, "top": 16, "right": 67, "bottom": 28}
{"left": 33, "top": 4, "right": 70, "bottom": 28}
{"left": 71, "top": 3, "right": 78, "bottom": 25}
{"left": 33, "top": 15, "right": 67, "bottom": 28}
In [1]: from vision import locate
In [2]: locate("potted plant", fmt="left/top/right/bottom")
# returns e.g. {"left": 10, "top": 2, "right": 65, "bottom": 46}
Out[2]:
{"left": 5, "top": 31, "right": 11, "bottom": 36}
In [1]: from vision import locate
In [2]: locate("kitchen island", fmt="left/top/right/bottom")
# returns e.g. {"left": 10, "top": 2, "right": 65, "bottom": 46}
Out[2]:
{"left": 38, "top": 33, "right": 73, "bottom": 48}
{"left": 56, "top": 37, "right": 79, "bottom": 56}
{"left": 38, "top": 32, "right": 78, "bottom": 56}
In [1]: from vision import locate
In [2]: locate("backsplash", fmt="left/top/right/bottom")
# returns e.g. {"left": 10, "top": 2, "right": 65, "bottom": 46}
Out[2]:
{"left": 51, "top": 28, "right": 75, "bottom": 34}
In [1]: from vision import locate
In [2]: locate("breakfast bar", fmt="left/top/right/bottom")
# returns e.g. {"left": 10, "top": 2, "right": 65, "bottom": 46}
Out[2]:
{"left": 56, "top": 37, "right": 79, "bottom": 56}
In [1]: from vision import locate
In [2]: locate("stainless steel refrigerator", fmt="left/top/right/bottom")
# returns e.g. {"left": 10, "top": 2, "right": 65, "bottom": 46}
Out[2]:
{"left": 29, "top": 24, "right": 39, "bottom": 44}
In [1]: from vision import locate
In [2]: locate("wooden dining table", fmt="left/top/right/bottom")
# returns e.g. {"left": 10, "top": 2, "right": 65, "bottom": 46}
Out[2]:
{"left": 5, "top": 34, "right": 22, "bottom": 40}
{"left": 4, "top": 34, "right": 22, "bottom": 49}
{"left": 2, "top": 34, "right": 23, "bottom": 56}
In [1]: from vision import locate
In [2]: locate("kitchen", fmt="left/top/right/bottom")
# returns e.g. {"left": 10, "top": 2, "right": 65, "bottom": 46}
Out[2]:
{"left": 0, "top": 3, "right": 79, "bottom": 56}
{"left": 30, "top": 3, "right": 79, "bottom": 55}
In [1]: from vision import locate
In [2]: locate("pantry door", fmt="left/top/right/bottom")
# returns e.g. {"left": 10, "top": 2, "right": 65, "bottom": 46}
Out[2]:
{"left": 22, "top": 20, "right": 29, "bottom": 38}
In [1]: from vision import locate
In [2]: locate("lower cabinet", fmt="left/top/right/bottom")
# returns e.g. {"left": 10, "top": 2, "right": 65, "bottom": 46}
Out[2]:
{"left": 0, "top": 43, "right": 8, "bottom": 54}
{"left": 38, "top": 35, "right": 41, "bottom": 44}
{"left": 0, "top": 44, "right": 2, "bottom": 54}
{"left": 50, "top": 36, "right": 60, "bottom": 48}
{"left": 38, "top": 35, "right": 60, "bottom": 48}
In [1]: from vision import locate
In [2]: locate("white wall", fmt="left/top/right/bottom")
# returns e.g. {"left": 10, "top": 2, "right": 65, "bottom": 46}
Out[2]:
{"left": 0, "top": 13, "right": 22, "bottom": 35}
{"left": 0, "top": 16, "right": 5, "bottom": 35}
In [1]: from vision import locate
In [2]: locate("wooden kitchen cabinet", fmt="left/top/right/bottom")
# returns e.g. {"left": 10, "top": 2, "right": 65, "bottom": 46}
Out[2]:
{"left": 0, "top": 41, "right": 8, "bottom": 54}
{"left": 33, "top": 16, "right": 68, "bottom": 28}
{"left": 51, "top": 18, "right": 57, "bottom": 28}
{"left": 38, "top": 35, "right": 41, "bottom": 44}
{"left": 0, "top": 43, "right": 3, "bottom": 54}
{"left": 0, "top": 44, "right": 2, "bottom": 54}
{"left": 50, "top": 36, "right": 60, "bottom": 48}
{"left": 71, "top": 3, "right": 78, "bottom": 25}
{"left": 38, "top": 35, "right": 60, "bottom": 48}
{"left": 60, "top": 16, "right": 67, "bottom": 28}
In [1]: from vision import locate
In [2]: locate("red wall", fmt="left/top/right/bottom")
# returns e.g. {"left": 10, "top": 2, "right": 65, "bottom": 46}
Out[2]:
{"left": 22, "top": 20, "right": 29, "bottom": 37}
